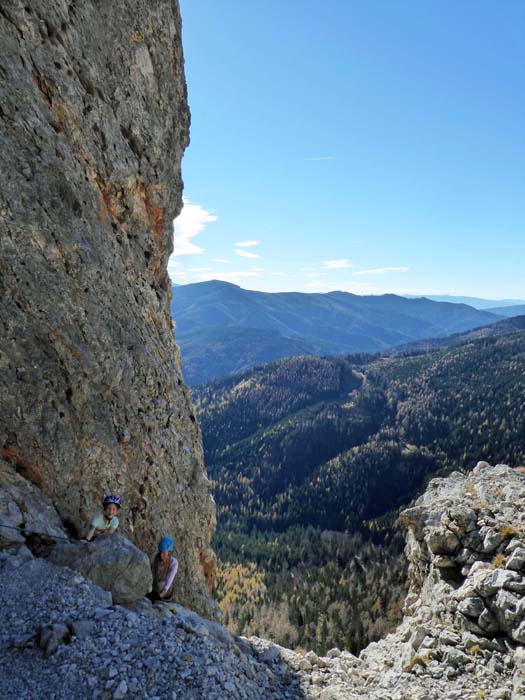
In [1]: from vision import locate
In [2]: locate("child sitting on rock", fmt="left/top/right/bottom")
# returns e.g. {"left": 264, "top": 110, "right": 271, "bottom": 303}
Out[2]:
{"left": 150, "top": 536, "right": 179, "bottom": 601}
{"left": 85, "top": 495, "right": 122, "bottom": 541}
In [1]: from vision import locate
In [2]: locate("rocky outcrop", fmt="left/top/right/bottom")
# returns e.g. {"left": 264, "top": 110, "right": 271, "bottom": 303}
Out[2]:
{"left": 0, "top": 1, "right": 215, "bottom": 614}
{"left": 354, "top": 461, "right": 525, "bottom": 698}
{"left": 0, "top": 458, "right": 67, "bottom": 547}
{"left": 49, "top": 534, "right": 152, "bottom": 605}
{"left": 399, "top": 462, "right": 525, "bottom": 652}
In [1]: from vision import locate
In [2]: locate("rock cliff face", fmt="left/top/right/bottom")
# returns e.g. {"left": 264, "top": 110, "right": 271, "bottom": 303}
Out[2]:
{"left": 0, "top": 0, "right": 215, "bottom": 614}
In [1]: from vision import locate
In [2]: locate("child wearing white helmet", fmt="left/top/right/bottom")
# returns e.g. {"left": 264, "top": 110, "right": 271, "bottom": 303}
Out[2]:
{"left": 150, "top": 536, "right": 179, "bottom": 601}
{"left": 85, "top": 495, "right": 122, "bottom": 541}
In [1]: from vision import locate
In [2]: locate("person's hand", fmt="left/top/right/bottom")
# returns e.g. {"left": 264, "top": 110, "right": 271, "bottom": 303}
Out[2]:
{"left": 159, "top": 589, "right": 167, "bottom": 598}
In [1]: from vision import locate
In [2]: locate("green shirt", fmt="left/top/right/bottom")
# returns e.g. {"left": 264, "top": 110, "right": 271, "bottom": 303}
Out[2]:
{"left": 89, "top": 512, "right": 119, "bottom": 534}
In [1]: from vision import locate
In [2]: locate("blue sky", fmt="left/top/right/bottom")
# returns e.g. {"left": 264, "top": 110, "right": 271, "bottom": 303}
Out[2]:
{"left": 171, "top": 0, "right": 525, "bottom": 299}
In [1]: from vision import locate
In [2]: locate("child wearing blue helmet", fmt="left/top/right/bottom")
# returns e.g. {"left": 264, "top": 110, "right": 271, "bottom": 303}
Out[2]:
{"left": 150, "top": 536, "right": 179, "bottom": 600}
{"left": 85, "top": 495, "right": 122, "bottom": 541}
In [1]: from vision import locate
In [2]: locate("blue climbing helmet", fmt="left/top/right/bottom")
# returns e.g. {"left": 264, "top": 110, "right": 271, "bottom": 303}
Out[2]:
{"left": 103, "top": 495, "right": 122, "bottom": 509}
{"left": 158, "top": 536, "right": 174, "bottom": 553}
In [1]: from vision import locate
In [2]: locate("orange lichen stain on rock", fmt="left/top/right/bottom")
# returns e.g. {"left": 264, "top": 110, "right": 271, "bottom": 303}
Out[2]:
{"left": 91, "top": 172, "right": 127, "bottom": 227}
{"left": 127, "top": 178, "right": 167, "bottom": 273}
{"left": 1, "top": 448, "right": 44, "bottom": 486}
{"left": 31, "top": 68, "right": 54, "bottom": 107}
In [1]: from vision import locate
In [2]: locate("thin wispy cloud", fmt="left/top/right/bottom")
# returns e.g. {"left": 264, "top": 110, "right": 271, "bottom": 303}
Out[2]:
{"left": 306, "top": 272, "right": 326, "bottom": 279}
{"left": 353, "top": 266, "right": 409, "bottom": 276}
{"left": 322, "top": 259, "right": 353, "bottom": 270}
{"left": 171, "top": 198, "right": 217, "bottom": 256}
{"left": 212, "top": 258, "right": 231, "bottom": 264}
{"left": 188, "top": 267, "right": 211, "bottom": 273}
{"left": 235, "top": 249, "right": 261, "bottom": 259}
{"left": 307, "top": 156, "right": 334, "bottom": 161}
{"left": 235, "top": 240, "right": 260, "bottom": 248}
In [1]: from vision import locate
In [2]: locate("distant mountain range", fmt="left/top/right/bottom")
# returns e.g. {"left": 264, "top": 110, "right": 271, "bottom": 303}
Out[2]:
{"left": 404, "top": 294, "right": 525, "bottom": 310}
{"left": 171, "top": 281, "right": 501, "bottom": 385}
{"left": 389, "top": 314, "right": 525, "bottom": 356}
{"left": 487, "top": 304, "right": 525, "bottom": 317}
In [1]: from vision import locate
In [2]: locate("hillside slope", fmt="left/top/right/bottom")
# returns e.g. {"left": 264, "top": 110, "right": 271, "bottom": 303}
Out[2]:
{"left": 194, "top": 331, "right": 525, "bottom": 651}
{"left": 487, "top": 304, "right": 525, "bottom": 317}
{"left": 172, "top": 281, "right": 499, "bottom": 384}
{"left": 390, "top": 315, "right": 525, "bottom": 356}
{"left": 194, "top": 330, "right": 525, "bottom": 532}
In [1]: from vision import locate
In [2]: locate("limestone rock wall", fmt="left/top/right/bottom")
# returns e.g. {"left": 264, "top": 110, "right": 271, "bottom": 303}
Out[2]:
{"left": 359, "top": 462, "right": 525, "bottom": 686}
{"left": 0, "top": 0, "right": 215, "bottom": 615}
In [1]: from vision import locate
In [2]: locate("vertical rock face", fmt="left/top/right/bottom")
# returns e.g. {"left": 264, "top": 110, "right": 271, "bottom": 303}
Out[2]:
{"left": 0, "top": 1, "right": 216, "bottom": 614}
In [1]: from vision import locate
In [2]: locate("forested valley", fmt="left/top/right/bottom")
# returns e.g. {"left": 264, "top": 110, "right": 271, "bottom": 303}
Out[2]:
{"left": 193, "top": 331, "right": 525, "bottom": 654}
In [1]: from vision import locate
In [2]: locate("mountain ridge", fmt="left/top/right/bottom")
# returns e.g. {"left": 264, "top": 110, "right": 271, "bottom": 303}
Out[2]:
{"left": 172, "top": 280, "right": 500, "bottom": 385}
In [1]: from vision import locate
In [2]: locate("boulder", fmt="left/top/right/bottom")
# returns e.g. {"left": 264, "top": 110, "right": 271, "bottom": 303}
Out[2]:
{"left": 38, "top": 623, "right": 71, "bottom": 657}
{"left": 457, "top": 596, "right": 485, "bottom": 618}
{"left": 0, "top": 461, "right": 67, "bottom": 548}
{"left": 482, "top": 529, "right": 505, "bottom": 554}
{"left": 49, "top": 534, "right": 152, "bottom": 604}
{"left": 478, "top": 608, "right": 500, "bottom": 634}
{"left": 507, "top": 548, "right": 525, "bottom": 571}
{"left": 491, "top": 589, "right": 522, "bottom": 629}
{"left": 427, "top": 527, "right": 460, "bottom": 555}
{"left": 472, "top": 568, "right": 521, "bottom": 598}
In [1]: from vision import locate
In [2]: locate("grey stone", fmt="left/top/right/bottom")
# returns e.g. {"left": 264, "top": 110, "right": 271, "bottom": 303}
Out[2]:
{"left": 457, "top": 596, "right": 485, "bottom": 618}
{"left": 472, "top": 568, "right": 521, "bottom": 597}
{"left": 506, "top": 539, "right": 523, "bottom": 554}
{"left": 511, "top": 620, "right": 525, "bottom": 644}
{"left": 438, "top": 629, "right": 461, "bottom": 646}
{"left": 169, "top": 604, "right": 233, "bottom": 645}
{"left": 455, "top": 612, "right": 486, "bottom": 635}
{"left": 49, "top": 534, "right": 152, "bottom": 605}
{"left": 70, "top": 620, "right": 96, "bottom": 638}
{"left": 483, "top": 529, "right": 505, "bottom": 553}
{"left": 326, "top": 648, "right": 341, "bottom": 659}
{"left": 38, "top": 623, "right": 71, "bottom": 657}
{"left": 506, "top": 549, "right": 525, "bottom": 571}
{"left": 10, "top": 633, "right": 35, "bottom": 649}
{"left": 0, "top": 462, "right": 67, "bottom": 547}
{"left": 491, "top": 589, "right": 523, "bottom": 629}
{"left": 433, "top": 555, "right": 456, "bottom": 568}
{"left": 478, "top": 608, "right": 500, "bottom": 634}
{"left": 427, "top": 528, "right": 460, "bottom": 555}
{"left": 444, "top": 505, "right": 478, "bottom": 535}
{"left": 443, "top": 647, "right": 472, "bottom": 668}
{"left": 113, "top": 681, "right": 128, "bottom": 699}
{"left": 506, "top": 580, "right": 525, "bottom": 594}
